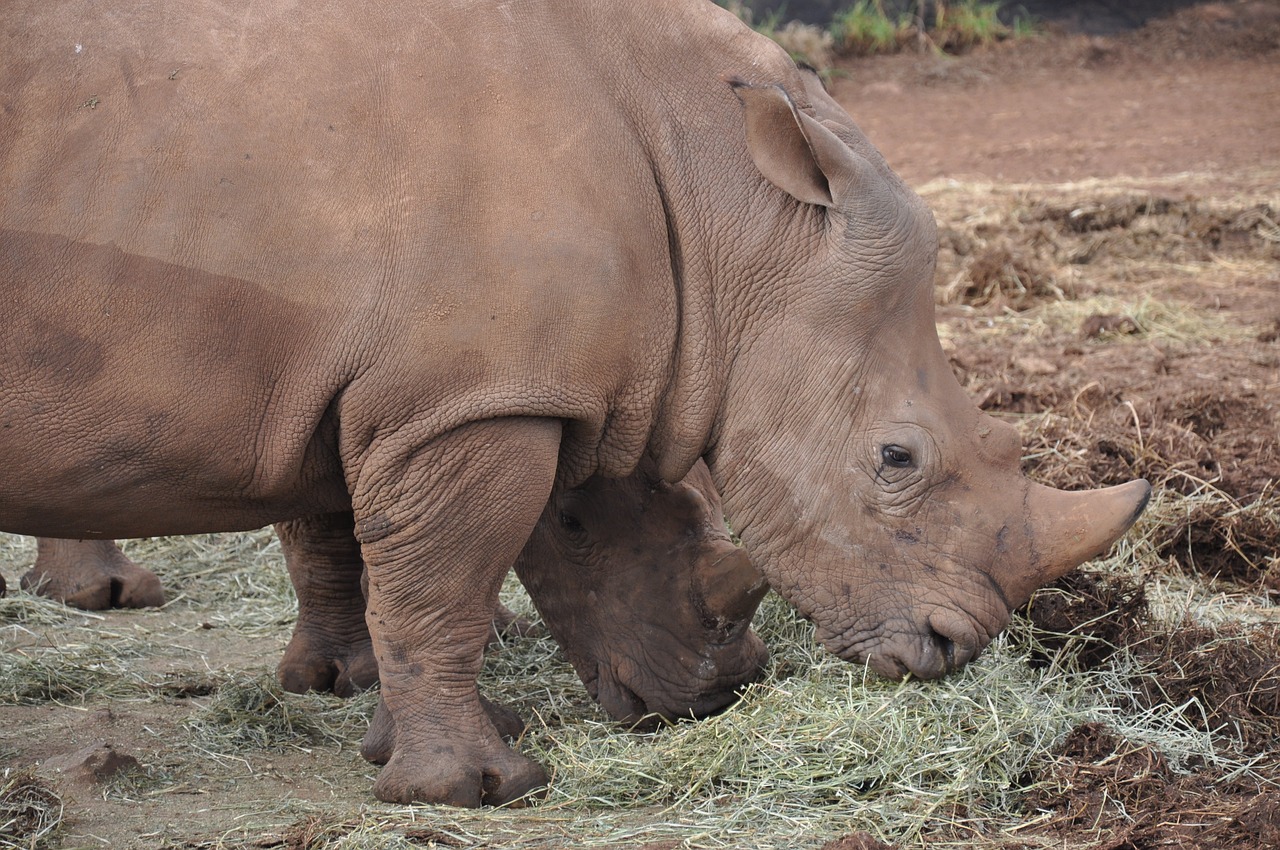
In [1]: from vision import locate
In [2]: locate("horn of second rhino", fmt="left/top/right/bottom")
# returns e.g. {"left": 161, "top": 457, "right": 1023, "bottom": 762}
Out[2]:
{"left": 693, "top": 546, "right": 769, "bottom": 635}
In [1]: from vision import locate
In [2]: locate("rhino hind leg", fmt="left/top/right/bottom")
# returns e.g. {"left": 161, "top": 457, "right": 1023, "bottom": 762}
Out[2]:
{"left": 21, "top": 538, "right": 165, "bottom": 610}
{"left": 275, "top": 513, "right": 378, "bottom": 697}
{"left": 356, "top": 416, "right": 559, "bottom": 806}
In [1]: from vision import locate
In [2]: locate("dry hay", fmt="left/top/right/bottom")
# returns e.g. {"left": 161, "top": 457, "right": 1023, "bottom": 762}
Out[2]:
{"left": 819, "top": 833, "right": 898, "bottom": 850}
{"left": 932, "top": 186, "right": 1280, "bottom": 314}
{"left": 1022, "top": 565, "right": 1280, "bottom": 763}
{"left": 0, "top": 771, "right": 62, "bottom": 850}
{"left": 183, "top": 673, "right": 372, "bottom": 755}
{"left": 1129, "top": 623, "right": 1280, "bottom": 759}
{"left": 1155, "top": 492, "right": 1280, "bottom": 593}
{"left": 1027, "top": 197, "right": 1280, "bottom": 265}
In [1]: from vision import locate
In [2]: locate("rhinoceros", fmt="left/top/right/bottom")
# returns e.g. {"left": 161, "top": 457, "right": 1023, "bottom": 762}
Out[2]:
{"left": 0, "top": 0, "right": 1149, "bottom": 805}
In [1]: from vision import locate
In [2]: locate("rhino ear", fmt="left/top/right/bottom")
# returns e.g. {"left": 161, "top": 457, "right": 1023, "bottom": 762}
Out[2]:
{"left": 730, "top": 80, "right": 858, "bottom": 209}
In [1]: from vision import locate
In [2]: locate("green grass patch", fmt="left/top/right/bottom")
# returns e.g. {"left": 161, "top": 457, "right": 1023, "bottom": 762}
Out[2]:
{"left": 832, "top": 2, "right": 912, "bottom": 56}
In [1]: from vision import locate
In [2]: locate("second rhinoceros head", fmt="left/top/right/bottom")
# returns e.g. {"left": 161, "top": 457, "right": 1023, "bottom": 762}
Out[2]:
{"left": 515, "top": 458, "right": 768, "bottom": 724}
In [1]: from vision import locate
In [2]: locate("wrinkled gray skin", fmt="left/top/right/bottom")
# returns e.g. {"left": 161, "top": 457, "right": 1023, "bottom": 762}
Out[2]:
{"left": 1, "top": 0, "right": 1147, "bottom": 806}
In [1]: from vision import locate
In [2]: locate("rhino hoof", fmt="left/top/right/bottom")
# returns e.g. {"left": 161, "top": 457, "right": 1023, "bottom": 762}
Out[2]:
{"left": 22, "top": 539, "right": 165, "bottom": 610}
{"left": 360, "top": 695, "right": 397, "bottom": 765}
{"left": 278, "top": 637, "right": 378, "bottom": 697}
{"left": 22, "top": 560, "right": 165, "bottom": 610}
{"left": 360, "top": 694, "right": 526, "bottom": 767}
{"left": 371, "top": 746, "right": 548, "bottom": 807}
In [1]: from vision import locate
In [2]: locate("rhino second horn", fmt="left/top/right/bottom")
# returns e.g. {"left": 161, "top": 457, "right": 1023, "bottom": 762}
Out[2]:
{"left": 694, "top": 547, "right": 769, "bottom": 633}
{"left": 1016, "top": 478, "right": 1152, "bottom": 604}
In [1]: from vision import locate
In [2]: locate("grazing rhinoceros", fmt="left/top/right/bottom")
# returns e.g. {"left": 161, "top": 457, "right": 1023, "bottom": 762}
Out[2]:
{"left": 276, "top": 457, "right": 767, "bottom": 725}
{"left": 0, "top": 0, "right": 1149, "bottom": 806}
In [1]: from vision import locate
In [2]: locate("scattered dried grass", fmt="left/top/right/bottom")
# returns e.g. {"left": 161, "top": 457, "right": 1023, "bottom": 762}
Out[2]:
{"left": 0, "top": 771, "right": 62, "bottom": 850}
{"left": 184, "top": 674, "right": 373, "bottom": 756}
{"left": 0, "top": 639, "right": 145, "bottom": 706}
{"left": 1026, "top": 722, "right": 1280, "bottom": 849}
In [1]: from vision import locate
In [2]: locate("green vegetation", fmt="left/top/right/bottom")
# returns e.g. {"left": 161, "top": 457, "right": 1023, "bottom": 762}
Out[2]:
{"left": 718, "top": 1, "right": 1033, "bottom": 71}
{"left": 832, "top": 2, "right": 913, "bottom": 56}
{"left": 932, "top": 0, "right": 1009, "bottom": 52}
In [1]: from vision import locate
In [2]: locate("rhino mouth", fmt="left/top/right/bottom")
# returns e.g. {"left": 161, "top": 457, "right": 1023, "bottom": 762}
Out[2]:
{"left": 589, "top": 661, "right": 650, "bottom": 724}
{"left": 587, "top": 661, "right": 757, "bottom": 728}
{"left": 821, "top": 608, "right": 1001, "bottom": 680}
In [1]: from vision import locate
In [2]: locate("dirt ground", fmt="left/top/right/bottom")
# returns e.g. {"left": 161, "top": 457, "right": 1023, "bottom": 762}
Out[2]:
{"left": 2, "top": 3, "right": 1278, "bottom": 849}
{"left": 834, "top": 1, "right": 1280, "bottom": 184}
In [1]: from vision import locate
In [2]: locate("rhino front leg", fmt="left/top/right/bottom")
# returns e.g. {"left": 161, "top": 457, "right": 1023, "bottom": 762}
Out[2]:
{"left": 21, "top": 538, "right": 164, "bottom": 609}
{"left": 353, "top": 416, "right": 561, "bottom": 807}
{"left": 275, "top": 513, "right": 378, "bottom": 697}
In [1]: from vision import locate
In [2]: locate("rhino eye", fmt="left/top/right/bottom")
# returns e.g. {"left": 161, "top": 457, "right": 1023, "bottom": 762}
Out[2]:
{"left": 881, "top": 444, "right": 913, "bottom": 468}
{"left": 558, "top": 512, "right": 585, "bottom": 534}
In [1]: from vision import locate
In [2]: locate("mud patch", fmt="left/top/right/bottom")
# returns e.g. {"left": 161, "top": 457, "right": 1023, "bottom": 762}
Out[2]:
{"left": 939, "top": 243, "right": 1066, "bottom": 310}
{"left": 1131, "top": 624, "right": 1280, "bottom": 757}
{"left": 1020, "top": 569, "right": 1147, "bottom": 669}
{"left": 952, "top": 338, "right": 1280, "bottom": 501}
{"left": 1026, "top": 197, "right": 1280, "bottom": 265}
{"left": 937, "top": 196, "right": 1280, "bottom": 312}
{"left": 1157, "top": 497, "right": 1280, "bottom": 592}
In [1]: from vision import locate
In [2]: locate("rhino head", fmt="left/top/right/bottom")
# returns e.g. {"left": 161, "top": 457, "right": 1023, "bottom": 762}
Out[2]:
{"left": 687, "top": 73, "right": 1151, "bottom": 681}
{"left": 514, "top": 458, "right": 768, "bottom": 724}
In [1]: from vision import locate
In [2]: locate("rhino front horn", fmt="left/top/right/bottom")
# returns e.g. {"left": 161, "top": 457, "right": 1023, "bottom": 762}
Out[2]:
{"left": 694, "top": 547, "right": 769, "bottom": 636}
{"left": 1016, "top": 478, "right": 1152, "bottom": 604}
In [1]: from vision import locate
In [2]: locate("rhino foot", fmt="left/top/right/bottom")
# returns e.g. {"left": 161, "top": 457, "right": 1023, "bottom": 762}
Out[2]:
{"left": 360, "top": 695, "right": 397, "bottom": 765}
{"left": 277, "top": 632, "right": 378, "bottom": 697}
{"left": 370, "top": 736, "right": 548, "bottom": 807}
{"left": 22, "top": 539, "right": 164, "bottom": 610}
{"left": 361, "top": 693, "right": 526, "bottom": 766}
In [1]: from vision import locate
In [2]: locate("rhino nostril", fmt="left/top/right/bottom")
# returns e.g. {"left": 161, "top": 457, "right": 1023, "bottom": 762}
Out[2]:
{"left": 926, "top": 612, "right": 981, "bottom": 672}
{"left": 930, "top": 629, "right": 957, "bottom": 670}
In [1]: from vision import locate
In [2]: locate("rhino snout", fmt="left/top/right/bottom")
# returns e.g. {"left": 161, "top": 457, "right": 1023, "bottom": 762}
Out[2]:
{"left": 822, "top": 605, "right": 1004, "bottom": 681}
{"left": 590, "top": 660, "right": 651, "bottom": 725}
{"left": 589, "top": 630, "right": 768, "bottom": 726}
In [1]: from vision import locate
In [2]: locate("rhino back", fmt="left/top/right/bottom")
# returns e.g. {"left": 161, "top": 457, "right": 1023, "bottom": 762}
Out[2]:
{"left": 0, "top": 0, "right": 798, "bottom": 534}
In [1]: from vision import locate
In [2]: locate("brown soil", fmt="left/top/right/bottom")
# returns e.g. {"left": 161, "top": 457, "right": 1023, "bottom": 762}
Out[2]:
{"left": 1025, "top": 722, "right": 1280, "bottom": 849}
{"left": 831, "top": 2, "right": 1280, "bottom": 184}
{"left": 1023, "top": 572, "right": 1280, "bottom": 758}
